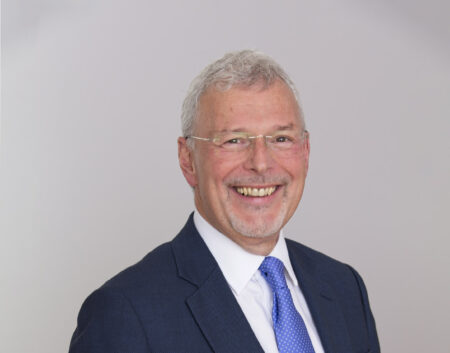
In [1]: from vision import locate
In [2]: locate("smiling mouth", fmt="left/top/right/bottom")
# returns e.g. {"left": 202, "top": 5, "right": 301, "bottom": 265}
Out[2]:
{"left": 234, "top": 186, "right": 278, "bottom": 197}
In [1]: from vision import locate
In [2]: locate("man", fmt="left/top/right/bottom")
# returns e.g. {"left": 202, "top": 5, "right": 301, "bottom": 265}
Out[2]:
{"left": 69, "top": 50, "right": 380, "bottom": 353}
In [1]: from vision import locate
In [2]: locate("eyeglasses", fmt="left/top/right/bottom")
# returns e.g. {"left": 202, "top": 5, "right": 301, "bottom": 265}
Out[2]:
{"left": 186, "top": 130, "right": 309, "bottom": 153}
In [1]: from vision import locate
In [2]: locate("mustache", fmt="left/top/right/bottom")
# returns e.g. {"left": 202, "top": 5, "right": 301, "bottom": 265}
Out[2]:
{"left": 226, "top": 175, "right": 290, "bottom": 186}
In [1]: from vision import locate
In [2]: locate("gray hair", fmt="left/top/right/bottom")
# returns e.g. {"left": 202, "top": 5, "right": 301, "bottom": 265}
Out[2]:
{"left": 181, "top": 50, "right": 304, "bottom": 139}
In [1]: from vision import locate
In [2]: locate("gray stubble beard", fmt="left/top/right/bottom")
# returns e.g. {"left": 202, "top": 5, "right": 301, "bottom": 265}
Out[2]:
{"left": 227, "top": 195, "right": 288, "bottom": 239}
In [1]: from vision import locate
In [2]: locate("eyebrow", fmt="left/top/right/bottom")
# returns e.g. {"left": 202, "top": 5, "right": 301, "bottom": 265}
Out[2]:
{"left": 218, "top": 123, "right": 297, "bottom": 133}
{"left": 276, "top": 123, "right": 296, "bottom": 131}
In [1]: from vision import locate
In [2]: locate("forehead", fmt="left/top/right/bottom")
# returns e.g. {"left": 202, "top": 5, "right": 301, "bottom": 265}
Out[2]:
{"left": 196, "top": 80, "right": 301, "bottom": 133}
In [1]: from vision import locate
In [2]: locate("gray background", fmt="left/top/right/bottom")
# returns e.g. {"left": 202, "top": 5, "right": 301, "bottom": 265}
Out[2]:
{"left": 2, "top": 0, "right": 449, "bottom": 352}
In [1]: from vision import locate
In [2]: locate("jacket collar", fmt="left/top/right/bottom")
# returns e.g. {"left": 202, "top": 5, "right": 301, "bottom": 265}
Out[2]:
{"left": 286, "top": 239, "right": 354, "bottom": 353}
{"left": 171, "top": 213, "right": 264, "bottom": 353}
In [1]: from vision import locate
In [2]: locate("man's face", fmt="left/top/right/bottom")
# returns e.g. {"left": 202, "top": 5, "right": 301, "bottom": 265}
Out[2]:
{"left": 178, "top": 80, "right": 310, "bottom": 250}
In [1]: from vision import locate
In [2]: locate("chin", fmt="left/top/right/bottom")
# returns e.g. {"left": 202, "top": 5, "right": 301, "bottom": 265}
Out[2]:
{"left": 228, "top": 204, "right": 288, "bottom": 239}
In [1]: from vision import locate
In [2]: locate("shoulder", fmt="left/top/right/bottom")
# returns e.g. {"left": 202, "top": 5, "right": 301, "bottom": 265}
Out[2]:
{"left": 285, "top": 238, "right": 368, "bottom": 292}
{"left": 75, "top": 240, "right": 180, "bottom": 324}
{"left": 285, "top": 238, "right": 348, "bottom": 271}
{"left": 68, "top": 244, "right": 176, "bottom": 353}
{"left": 101, "top": 241, "right": 176, "bottom": 291}
{"left": 99, "top": 213, "right": 203, "bottom": 293}
{"left": 69, "top": 240, "right": 189, "bottom": 352}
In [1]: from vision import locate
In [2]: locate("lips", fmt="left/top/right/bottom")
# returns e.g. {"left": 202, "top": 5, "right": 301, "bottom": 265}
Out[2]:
{"left": 234, "top": 186, "right": 277, "bottom": 197}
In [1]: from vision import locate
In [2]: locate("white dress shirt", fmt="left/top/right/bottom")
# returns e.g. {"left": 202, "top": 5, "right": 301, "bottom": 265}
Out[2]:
{"left": 194, "top": 211, "right": 325, "bottom": 353}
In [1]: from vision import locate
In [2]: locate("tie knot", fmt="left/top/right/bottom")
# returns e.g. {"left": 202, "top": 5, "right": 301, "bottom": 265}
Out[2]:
{"left": 259, "top": 256, "right": 288, "bottom": 291}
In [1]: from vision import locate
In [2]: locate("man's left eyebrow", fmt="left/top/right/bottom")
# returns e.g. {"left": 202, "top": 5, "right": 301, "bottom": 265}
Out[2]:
{"left": 229, "top": 128, "right": 246, "bottom": 132}
{"left": 225, "top": 123, "right": 296, "bottom": 133}
{"left": 274, "top": 123, "right": 296, "bottom": 131}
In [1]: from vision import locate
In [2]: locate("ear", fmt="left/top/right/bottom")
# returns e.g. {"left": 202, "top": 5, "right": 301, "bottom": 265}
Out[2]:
{"left": 303, "top": 131, "right": 311, "bottom": 174}
{"left": 178, "top": 137, "right": 198, "bottom": 187}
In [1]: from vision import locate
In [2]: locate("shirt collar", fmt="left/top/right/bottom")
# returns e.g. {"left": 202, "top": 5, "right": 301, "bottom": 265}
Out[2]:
{"left": 193, "top": 209, "right": 299, "bottom": 295}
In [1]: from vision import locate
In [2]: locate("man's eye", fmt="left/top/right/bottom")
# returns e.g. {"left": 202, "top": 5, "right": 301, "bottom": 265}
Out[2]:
{"left": 275, "top": 135, "right": 292, "bottom": 143}
{"left": 225, "top": 138, "right": 244, "bottom": 144}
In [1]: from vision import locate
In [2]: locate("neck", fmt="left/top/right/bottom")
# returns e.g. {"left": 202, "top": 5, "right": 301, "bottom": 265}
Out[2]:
{"left": 194, "top": 206, "right": 281, "bottom": 256}
{"left": 229, "top": 232, "right": 279, "bottom": 256}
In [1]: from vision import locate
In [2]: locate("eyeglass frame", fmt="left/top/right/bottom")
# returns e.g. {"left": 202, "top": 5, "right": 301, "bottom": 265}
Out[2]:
{"left": 185, "top": 129, "right": 309, "bottom": 153}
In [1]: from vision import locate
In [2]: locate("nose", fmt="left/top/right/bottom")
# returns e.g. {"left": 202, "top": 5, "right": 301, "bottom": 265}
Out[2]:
{"left": 243, "top": 136, "right": 274, "bottom": 173}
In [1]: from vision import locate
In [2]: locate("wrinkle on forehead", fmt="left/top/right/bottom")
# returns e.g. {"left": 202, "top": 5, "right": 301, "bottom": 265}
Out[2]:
{"left": 194, "top": 81, "right": 302, "bottom": 136}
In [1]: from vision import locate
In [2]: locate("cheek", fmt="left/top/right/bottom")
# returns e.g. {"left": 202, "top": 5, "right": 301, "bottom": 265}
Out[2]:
{"left": 195, "top": 154, "right": 234, "bottom": 192}
{"left": 278, "top": 155, "right": 307, "bottom": 178}
{"left": 203, "top": 153, "right": 241, "bottom": 181}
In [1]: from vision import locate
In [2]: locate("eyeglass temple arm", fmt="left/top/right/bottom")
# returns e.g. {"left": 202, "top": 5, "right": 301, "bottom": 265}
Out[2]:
{"left": 186, "top": 136, "right": 211, "bottom": 141}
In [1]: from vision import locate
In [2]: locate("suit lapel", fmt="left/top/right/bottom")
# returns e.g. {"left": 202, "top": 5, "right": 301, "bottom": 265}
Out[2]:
{"left": 186, "top": 267, "right": 264, "bottom": 353}
{"left": 287, "top": 240, "right": 354, "bottom": 353}
{"left": 171, "top": 214, "right": 264, "bottom": 353}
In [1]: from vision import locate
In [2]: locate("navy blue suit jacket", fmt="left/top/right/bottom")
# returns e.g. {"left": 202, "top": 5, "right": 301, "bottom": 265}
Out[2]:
{"left": 69, "top": 214, "right": 380, "bottom": 352}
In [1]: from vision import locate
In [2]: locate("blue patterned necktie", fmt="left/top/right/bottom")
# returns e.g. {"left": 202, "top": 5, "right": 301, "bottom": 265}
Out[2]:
{"left": 259, "top": 256, "right": 315, "bottom": 353}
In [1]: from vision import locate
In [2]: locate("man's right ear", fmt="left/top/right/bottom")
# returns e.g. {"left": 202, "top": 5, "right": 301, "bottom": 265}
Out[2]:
{"left": 177, "top": 137, "right": 197, "bottom": 187}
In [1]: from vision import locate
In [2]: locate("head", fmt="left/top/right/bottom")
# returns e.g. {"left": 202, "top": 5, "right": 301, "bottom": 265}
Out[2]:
{"left": 181, "top": 50, "right": 305, "bottom": 141}
{"left": 178, "top": 50, "right": 310, "bottom": 254}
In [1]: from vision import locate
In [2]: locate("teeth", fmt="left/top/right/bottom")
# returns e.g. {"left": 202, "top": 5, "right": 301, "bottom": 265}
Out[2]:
{"left": 236, "top": 186, "right": 277, "bottom": 197}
